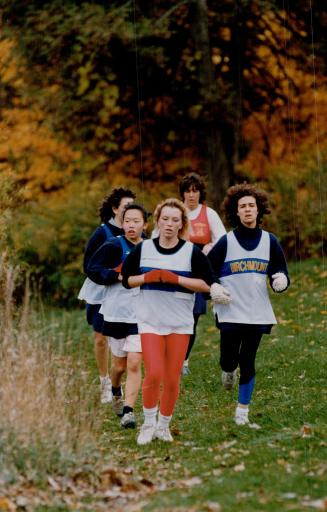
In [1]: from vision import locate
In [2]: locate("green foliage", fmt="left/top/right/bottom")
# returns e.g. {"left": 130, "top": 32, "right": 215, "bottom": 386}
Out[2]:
{"left": 3, "top": 0, "right": 325, "bottom": 185}
{"left": 11, "top": 180, "right": 103, "bottom": 304}
{"left": 1, "top": 1, "right": 136, "bottom": 158}
{"left": 265, "top": 151, "right": 326, "bottom": 259}
{"left": 0, "top": 170, "right": 24, "bottom": 249}
{"left": 10, "top": 176, "right": 157, "bottom": 305}
{"left": 1, "top": 1, "right": 326, "bottom": 302}
{"left": 8, "top": 149, "right": 326, "bottom": 304}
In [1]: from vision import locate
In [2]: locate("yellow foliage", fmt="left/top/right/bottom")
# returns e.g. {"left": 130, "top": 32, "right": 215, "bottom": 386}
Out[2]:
{"left": 240, "top": 11, "right": 327, "bottom": 178}
{"left": 0, "top": 38, "right": 80, "bottom": 198}
{"left": 220, "top": 27, "right": 231, "bottom": 42}
{"left": 0, "top": 38, "right": 19, "bottom": 85}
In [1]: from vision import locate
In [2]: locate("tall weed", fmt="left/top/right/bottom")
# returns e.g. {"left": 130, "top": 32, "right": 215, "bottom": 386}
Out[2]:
{"left": 0, "top": 255, "right": 99, "bottom": 484}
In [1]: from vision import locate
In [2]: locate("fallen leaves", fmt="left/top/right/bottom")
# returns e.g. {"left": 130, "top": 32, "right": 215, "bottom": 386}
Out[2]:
{"left": 233, "top": 462, "right": 246, "bottom": 472}
{"left": 216, "top": 440, "right": 237, "bottom": 451}
{"left": 301, "top": 424, "right": 313, "bottom": 438}
{"left": 205, "top": 502, "right": 221, "bottom": 511}
{"left": 179, "top": 476, "right": 203, "bottom": 488}
{"left": 0, "top": 466, "right": 156, "bottom": 512}
{"left": 300, "top": 497, "right": 327, "bottom": 510}
{"left": 0, "top": 497, "right": 15, "bottom": 512}
{"left": 248, "top": 422, "right": 261, "bottom": 430}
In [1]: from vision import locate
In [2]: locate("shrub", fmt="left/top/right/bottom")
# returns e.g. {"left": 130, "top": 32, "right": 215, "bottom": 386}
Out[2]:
{"left": 265, "top": 152, "right": 326, "bottom": 259}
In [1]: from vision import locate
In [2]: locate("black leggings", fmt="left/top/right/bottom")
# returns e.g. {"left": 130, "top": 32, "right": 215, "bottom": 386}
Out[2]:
{"left": 185, "top": 314, "right": 200, "bottom": 360}
{"left": 220, "top": 329, "right": 263, "bottom": 384}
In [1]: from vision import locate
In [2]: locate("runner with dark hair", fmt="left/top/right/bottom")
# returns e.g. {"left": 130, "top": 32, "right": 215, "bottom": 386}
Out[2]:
{"left": 87, "top": 204, "right": 147, "bottom": 428}
{"left": 208, "top": 183, "right": 289, "bottom": 425}
{"left": 78, "top": 188, "right": 135, "bottom": 404}
{"left": 179, "top": 172, "right": 226, "bottom": 375}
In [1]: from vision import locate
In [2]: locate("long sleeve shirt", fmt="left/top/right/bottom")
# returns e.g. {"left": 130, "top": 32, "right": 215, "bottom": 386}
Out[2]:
{"left": 122, "top": 237, "right": 215, "bottom": 289}
{"left": 86, "top": 236, "right": 136, "bottom": 286}
{"left": 208, "top": 225, "right": 289, "bottom": 332}
{"left": 83, "top": 221, "right": 124, "bottom": 273}
{"left": 208, "top": 225, "right": 289, "bottom": 288}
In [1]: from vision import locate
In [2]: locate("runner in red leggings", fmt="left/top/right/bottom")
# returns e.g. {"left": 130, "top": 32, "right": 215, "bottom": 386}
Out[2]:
{"left": 122, "top": 198, "right": 214, "bottom": 445}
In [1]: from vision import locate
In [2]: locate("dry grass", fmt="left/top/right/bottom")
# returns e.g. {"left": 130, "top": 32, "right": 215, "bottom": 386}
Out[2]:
{"left": 0, "top": 253, "right": 98, "bottom": 482}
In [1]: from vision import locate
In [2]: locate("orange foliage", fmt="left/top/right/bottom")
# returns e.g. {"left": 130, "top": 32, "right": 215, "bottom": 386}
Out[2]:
{"left": 240, "top": 11, "right": 327, "bottom": 178}
{"left": 0, "top": 38, "right": 80, "bottom": 199}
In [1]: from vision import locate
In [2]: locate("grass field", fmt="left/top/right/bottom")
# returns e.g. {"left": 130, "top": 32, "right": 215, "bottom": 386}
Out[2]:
{"left": 0, "top": 258, "right": 326, "bottom": 511}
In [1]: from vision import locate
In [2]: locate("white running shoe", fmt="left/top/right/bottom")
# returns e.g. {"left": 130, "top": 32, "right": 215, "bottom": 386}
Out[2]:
{"left": 235, "top": 406, "right": 249, "bottom": 425}
{"left": 182, "top": 363, "right": 190, "bottom": 376}
{"left": 221, "top": 370, "right": 237, "bottom": 390}
{"left": 121, "top": 411, "right": 136, "bottom": 429}
{"left": 154, "top": 426, "right": 173, "bottom": 442}
{"left": 137, "top": 423, "right": 156, "bottom": 445}
{"left": 112, "top": 393, "right": 124, "bottom": 417}
{"left": 100, "top": 378, "right": 112, "bottom": 404}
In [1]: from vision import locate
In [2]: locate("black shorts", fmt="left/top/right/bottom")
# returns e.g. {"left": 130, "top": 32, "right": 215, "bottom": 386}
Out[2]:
{"left": 86, "top": 303, "right": 104, "bottom": 333}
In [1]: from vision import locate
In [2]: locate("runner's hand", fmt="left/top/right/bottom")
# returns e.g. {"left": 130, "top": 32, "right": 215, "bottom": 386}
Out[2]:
{"left": 143, "top": 269, "right": 162, "bottom": 284}
{"left": 160, "top": 269, "right": 179, "bottom": 285}
{"left": 271, "top": 272, "right": 288, "bottom": 292}
{"left": 210, "top": 283, "right": 232, "bottom": 304}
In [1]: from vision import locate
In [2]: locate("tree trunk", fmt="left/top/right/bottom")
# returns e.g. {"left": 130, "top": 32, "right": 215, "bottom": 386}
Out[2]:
{"left": 190, "top": 0, "right": 232, "bottom": 210}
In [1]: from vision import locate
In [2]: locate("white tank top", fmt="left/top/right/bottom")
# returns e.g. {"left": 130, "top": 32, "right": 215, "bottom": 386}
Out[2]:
{"left": 135, "top": 240, "right": 195, "bottom": 334}
{"left": 78, "top": 223, "right": 114, "bottom": 305}
{"left": 214, "top": 230, "right": 277, "bottom": 325}
{"left": 78, "top": 277, "right": 106, "bottom": 305}
{"left": 99, "top": 284, "right": 139, "bottom": 323}
{"left": 99, "top": 237, "right": 139, "bottom": 323}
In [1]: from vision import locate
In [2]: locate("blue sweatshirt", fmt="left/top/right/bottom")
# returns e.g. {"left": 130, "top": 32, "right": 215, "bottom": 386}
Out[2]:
{"left": 83, "top": 221, "right": 124, "bottom": 274}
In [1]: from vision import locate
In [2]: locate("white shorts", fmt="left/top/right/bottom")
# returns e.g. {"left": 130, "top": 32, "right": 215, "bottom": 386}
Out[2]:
{"left": 109, "top": 334, "right": 142, "bottom": 358}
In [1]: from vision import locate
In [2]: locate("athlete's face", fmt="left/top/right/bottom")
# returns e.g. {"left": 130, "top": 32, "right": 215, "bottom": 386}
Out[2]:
{"left": 237, "top": 195, "right": 258, "bottom": 228}
{"left": 183, "top": 186, "right": 201, "bottom": 211}
{"left": 123, "top": 209, "right": 145, "bottom": 243}
{"left": 113, "top": 197, "right": 134, "bottom": 226}
{"left": 157, "top": 206, "right": 183, "bottom": 240}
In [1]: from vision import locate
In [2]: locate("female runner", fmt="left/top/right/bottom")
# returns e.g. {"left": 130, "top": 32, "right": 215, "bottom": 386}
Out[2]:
{"left": 179, "top": 172, "right": 226, "bottom": 374}
{"left": 78, "top": 187, "right": 135, "bottom": 404}
{"left": 122, "top": 198, "right": 214, "bottom": 445}
{"left": 87, "top": 204, "right": 147, "bottom": 428}
{"left": 208, "top": 183, "right": 289, "bottom": 425}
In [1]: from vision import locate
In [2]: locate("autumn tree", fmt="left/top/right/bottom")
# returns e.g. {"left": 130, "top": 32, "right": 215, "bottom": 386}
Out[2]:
{"left": 1, "top": 0, "right": 326, "bottom": 205}
{"left": 0, "top": 0, "right": 325, "bottom": 300}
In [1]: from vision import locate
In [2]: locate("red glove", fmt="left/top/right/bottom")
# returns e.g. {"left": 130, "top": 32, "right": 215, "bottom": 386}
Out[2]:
{"left": 160, "top": 269, "right": 179, "bottom": 285}
{"left": 143, "top": 269, "right": 162, "bottom": 284}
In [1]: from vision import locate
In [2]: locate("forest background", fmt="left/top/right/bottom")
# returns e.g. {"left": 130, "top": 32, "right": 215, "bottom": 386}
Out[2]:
{"left": 0, "top": 0, "right": 326, "bottom": 304}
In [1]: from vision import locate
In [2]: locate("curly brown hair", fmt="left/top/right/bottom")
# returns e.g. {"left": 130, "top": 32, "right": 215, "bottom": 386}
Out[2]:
{"left": 222, "top": 183, "right": 271, "bottom": 227}
{"left": 98, "top": 187, "right": 136, "bottom": 222}
{"left": 153, "top": 198, "right": 190, "bottom": 239}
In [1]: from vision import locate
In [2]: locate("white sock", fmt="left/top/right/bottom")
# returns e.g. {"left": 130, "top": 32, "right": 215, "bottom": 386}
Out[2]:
{"left": 236, "top": 405, "right": 249, "bottom": 416}
{"left": 183, "top": 359, "right": 189, "bottom": 367}
{"left": 157, "top": 412, "right": 172, "bottom": 429}
{"left": 100, "top": 375, "right": 111, "bottom": 384}
{"left": 143, "top": 406, "right": 158, "bottom": 427}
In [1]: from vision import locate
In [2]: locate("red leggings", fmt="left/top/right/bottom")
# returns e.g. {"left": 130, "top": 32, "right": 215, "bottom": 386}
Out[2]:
{"left": 141, "top": 333, "right": 190, "bottom": 416}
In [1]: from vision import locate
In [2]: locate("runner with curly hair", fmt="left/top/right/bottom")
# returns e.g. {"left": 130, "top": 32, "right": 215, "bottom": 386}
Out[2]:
{"left": 78, "top": 187, "right": 135, "bottom": 404}
{"left": 208, "top": 183, "right": 289, "bottom": 426}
